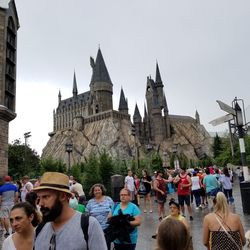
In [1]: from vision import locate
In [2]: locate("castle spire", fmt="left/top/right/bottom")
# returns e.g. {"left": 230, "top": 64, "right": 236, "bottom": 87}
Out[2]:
{"left": 195, "top": 110, "right": 200, "bottom": 124}
{"left": 163, "top": 93, "right": 169, "bottom": 113}
{"left": 133, "top": 103, "right": 142, "bottom": 122}
{"left": 58, "top": 90, "right": 61, "bottom": 104}
{"left": 90, "top": 48, "right": 112, "bottom": 85}
{"left": 155, "top": 62, "right": 163, "bottom": 86}
{"left": 118, "top": 87, "right": 128, "bottom": 113}
{"left": 73, "top": 71, "right": 78, "bottom": 97}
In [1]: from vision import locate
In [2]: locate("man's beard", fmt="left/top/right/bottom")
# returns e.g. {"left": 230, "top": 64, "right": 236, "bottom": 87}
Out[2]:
{"left": 40, "top": 196, "right": 63, "bottom": 223}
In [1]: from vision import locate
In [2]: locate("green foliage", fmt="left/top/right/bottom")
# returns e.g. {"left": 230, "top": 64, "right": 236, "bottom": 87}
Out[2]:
{"left": 40, "top": 157, "right": 66, "bottom": 174}
{"left": 151, "top": 153, "right": 164, "bottom": 173}
{"left": 8, "top": 139, "right": 40, "bottom": 179}
{"left": 99, "top": 150, "right": 114, "bottom": 195}
{"left": 83, "top": 153, "right": 101, "bottom": 198}
{"left": 213, "top": 133, "right": 223, "bottom": 158}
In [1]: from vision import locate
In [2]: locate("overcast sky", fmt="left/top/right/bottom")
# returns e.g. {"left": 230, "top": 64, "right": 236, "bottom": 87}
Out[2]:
{"left": 9, "top": 0, "right": 250, "bottom": 156}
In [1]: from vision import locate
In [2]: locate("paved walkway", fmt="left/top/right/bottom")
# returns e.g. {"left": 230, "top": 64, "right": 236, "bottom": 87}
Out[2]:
{"left": 0, "top": 177, "right": 250, "bottom": 249}
{"left": 137, "top": 177, "right": 250, "bottom": 250}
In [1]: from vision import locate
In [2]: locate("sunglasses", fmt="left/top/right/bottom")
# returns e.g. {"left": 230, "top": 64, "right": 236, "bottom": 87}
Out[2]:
{"left": 49, "top": 234, "right": 56, "bottom": 250}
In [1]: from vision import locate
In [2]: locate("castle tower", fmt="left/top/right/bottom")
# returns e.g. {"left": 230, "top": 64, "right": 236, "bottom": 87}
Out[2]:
{"left": 58, "top": 90, "right": 61, "bottom": 104}
{"left": 163, "top": 93, "right": 171, "bottom": 138}
{"left": 89, "top": 48, "right": 113, "bottom": 114}
{"left": 195, "top": 110, "right": 200, "bottom": 125}
{"left": 133, "top": 103, "right": 143, "bottom": 142}
{"left": 155, "top": 62, "right": 164, "bottom": 108}
{"left": 0, "top": 0, "right": 19, "bottom": 176}
{"left": 72, "top": 71, "right": 78, "bottom": 98}
{"left": 118, "top": 87, "right": 128, "bottom": 115}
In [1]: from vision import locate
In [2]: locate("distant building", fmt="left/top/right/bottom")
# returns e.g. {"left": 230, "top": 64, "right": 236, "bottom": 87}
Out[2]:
{"left": 0, "top": 0, "right": 19, "bottom": 176}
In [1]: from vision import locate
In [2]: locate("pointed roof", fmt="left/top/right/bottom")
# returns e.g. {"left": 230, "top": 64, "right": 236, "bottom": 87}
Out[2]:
{"left": 163, "top": 93, "right": 169, "bottom": 113}
{"left": 118, "top": 87, "right": 128, "bottom": 111}
{"left": 73, "top": 71, "right": 78, "bottom": 96}
{"left": 90, "top": 48, "right": 112, "bottom": 84}
{"left": 133, "top": 103, "right": 142, "bottom": 122}
{"left": 155, "top": 62, "right": 163, "bottom": 86}
{"left": 58, "top": 90, "right": 61, "bottom": 98}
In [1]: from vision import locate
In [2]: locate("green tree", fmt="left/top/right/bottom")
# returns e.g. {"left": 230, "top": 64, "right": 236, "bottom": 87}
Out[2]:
{"left": 213, "top": 133, "right": 223, "bottom": 158}
{"left": 8, "top": 139, "right": 40, "bottom": 179}
{"left": 83, "top": 154, "right": 101, "bottom": 199}
{"left": 40, "top": 157, "right": 66, "bottom": 174}
{"left": 99, "top": 150, "right": 113, "bottom": 195}
{"left": 151, "top": 153, "right": 163, "bottom": 173}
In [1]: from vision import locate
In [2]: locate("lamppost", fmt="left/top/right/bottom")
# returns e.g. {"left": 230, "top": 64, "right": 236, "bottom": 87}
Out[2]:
{"left": 163, "top": 151, "right": 168, "bottom": 169}
{"left": 65, "top": 143, "right": 73, "bottom": 171}
{"left": 172, "top": 144, "right": 179, "bottom": 170}
{"left": 24, "top": 132, "right": 31, "bottom": 174}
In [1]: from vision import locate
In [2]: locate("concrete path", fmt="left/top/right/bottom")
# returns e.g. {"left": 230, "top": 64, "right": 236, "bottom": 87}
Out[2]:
{"left": 137, "top": 177, "right": 250, "bottom": 250}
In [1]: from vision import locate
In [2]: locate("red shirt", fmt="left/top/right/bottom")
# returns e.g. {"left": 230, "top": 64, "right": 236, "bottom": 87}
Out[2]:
{"left": 177, "top": 174, "right": 190, "bottom": 195}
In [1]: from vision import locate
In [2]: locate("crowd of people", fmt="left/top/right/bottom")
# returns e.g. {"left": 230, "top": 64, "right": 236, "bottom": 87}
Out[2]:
{"left": 0, "top": 165, "right": 249, "bottom": 250}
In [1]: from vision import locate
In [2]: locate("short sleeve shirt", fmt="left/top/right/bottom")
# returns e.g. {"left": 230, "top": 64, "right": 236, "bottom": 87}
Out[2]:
{"left": 112, "top": 202, "right": 141, "bottom": 244}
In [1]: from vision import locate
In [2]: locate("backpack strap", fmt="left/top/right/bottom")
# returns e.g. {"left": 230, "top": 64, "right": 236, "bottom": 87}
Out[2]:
{"left": 81, "top": 212, "right": 89, "bottom": 250}
{"left": 35, "top": 222, "right": 46, "bottom": 238}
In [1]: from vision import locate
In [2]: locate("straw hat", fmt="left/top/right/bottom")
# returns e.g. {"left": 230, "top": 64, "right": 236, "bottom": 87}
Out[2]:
{"left": 33, "top": 172, "right": 71, "bottom": 195}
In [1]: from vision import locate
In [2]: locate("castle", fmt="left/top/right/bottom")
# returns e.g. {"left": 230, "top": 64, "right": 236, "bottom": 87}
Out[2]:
{"left": 52, "top": 48, "right": 201, "bottom": 148}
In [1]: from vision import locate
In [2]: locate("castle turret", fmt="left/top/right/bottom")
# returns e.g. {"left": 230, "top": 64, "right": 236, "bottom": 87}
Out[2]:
{"left": 155, "top": 62, "right": 164, "bottom": 108}
{"left": 133, "top": 103, "right": 143, "bottom": 142}
{"left": 195, "top": 110, "right": 200, "bottom": 125}
{"left": 118, "top": 87, "right": 128, "bottom": 114}
{"left": 72, "top": 71, "right": 78, "bottom": 98}
{"left": 58, "top": 90, "right": 61, "bottom": 104}
{"left": 89, "top": 48, "right": 113, "bottom": 114}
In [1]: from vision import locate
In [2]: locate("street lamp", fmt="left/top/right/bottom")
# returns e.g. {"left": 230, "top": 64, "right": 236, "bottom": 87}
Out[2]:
{"left": 24, "top": 132, "right": 31, "bottom": 174}
{"left": 172, "top": 144, "right": 179, "bottom": 170}
{"left": 65, "top": 143, "right": 73, "bottom": 171}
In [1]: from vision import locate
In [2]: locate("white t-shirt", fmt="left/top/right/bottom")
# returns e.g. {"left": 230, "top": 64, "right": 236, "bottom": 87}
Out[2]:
{"left": 191, "top": 176, "right": 201, "bottom": 191}
{"left": 124, "top": 176, "right": 135, "bottom": 192}
{"left": 2, "top": 234, "right": 16, "bottom": 250}
{"left": 21, "top": 181, "right": 34, "bottom": 202}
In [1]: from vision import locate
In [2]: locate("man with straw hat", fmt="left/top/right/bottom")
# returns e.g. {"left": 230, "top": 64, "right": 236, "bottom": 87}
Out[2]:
{"left": 33, "top": 172, "right": 107, "bottom": 250}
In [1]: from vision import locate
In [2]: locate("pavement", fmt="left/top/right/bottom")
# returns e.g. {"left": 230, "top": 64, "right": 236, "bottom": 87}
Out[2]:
{"left": 137, "top": 177, "right": 250, "bottom": 250}
{"left": 0, "top": 177, "right": 250, "bottom": 249}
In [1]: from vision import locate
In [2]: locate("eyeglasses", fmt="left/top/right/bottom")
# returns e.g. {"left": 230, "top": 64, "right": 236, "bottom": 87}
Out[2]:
{"left": 49, "top": 234, "right": 56, "bottom": 250}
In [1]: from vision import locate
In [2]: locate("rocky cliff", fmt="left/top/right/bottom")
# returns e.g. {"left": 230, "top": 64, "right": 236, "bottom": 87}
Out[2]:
{"left": 42, "top": 114, "right": 213, "bottom": 165}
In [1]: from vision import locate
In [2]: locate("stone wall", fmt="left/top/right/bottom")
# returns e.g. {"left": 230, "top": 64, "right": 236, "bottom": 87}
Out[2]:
{"left": 0, "top": 118, "right": 9, "bottom": 176}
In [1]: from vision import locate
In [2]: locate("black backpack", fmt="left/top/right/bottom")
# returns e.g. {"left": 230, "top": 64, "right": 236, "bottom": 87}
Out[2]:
{"left": 35, "top": 213, "right": 89, "bottom": 250}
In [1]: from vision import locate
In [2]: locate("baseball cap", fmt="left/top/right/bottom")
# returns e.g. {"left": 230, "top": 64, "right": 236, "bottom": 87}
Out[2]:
{"left": 4, "top": 176, "right": 11, "bottom": 182}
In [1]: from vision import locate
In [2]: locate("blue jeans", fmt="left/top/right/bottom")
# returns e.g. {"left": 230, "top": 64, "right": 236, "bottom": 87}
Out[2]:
{"left": 192, "top": 189, "right": 201, "bottom": 207}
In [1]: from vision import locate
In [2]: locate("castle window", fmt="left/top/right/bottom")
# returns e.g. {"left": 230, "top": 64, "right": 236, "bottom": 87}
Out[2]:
{"left": 95, "top": 104, "right": 99, "bottom": 113}
{"left": 5, "top": 17, "right": 16, "bottom": 112}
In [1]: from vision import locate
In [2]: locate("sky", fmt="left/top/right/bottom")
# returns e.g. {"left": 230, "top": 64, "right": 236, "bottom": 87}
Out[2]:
{"left": 9, "top": 0, "right": 250, "bottom": 156}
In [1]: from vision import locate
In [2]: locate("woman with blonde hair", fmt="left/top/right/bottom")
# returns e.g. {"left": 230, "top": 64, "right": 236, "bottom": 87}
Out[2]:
{"left": 156, "top": 218, "right": 190, "bottom": 250}
{"left": 203, "top": 192, "right": 246, "bottom": 250}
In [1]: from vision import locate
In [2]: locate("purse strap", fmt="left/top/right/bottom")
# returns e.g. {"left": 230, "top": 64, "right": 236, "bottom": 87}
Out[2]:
{"left": 215, "top": 215, "right": 241, "bottom": 250}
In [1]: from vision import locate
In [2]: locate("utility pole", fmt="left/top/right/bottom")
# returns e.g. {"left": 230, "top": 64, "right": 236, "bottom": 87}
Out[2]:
{"left": 24, "top": 132, "right": 31, "bottom": 174}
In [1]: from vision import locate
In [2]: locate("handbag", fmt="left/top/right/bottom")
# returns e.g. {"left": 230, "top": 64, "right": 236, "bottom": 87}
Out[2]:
{"left": 138, "top": 182, "right": 147, "bottom": 195}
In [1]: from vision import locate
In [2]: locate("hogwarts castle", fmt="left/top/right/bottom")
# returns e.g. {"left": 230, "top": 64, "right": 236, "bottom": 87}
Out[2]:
{"left": 44, "top": 48, "right": 211, "bottom": 164}
{"left": 53, "top": 48, "right": 176, "bottom": 145}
